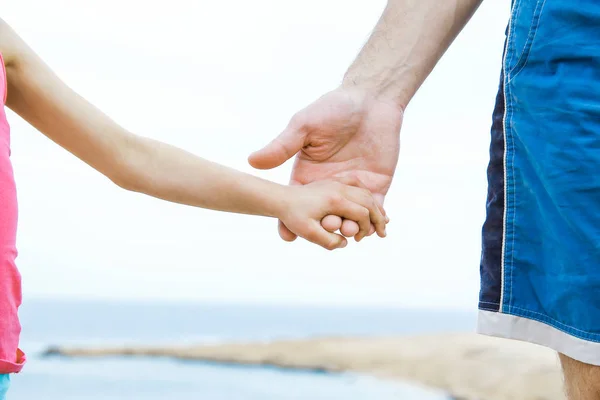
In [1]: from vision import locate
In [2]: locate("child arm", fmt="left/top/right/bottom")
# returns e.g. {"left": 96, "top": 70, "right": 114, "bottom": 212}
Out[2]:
{"left": 0, "top": 20, "right": 386, "bottom": 249}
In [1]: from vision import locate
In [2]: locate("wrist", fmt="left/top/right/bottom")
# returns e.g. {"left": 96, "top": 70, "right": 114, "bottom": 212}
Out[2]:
{"left": 341, "top": 73, "right": 410, "bottom": 113}
{"left": 334, "top": 82, "right": 406, "bottom": 129}
{"left": 265, "top": 182, "right": 293, "bottom": 220}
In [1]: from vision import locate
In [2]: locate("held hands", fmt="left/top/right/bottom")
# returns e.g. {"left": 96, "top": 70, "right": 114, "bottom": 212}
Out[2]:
{"left": 250, "top": 87, "right": 403, "bottom": 246}
{"left": 275, "top": 177, "right": 388, "bottom": 250}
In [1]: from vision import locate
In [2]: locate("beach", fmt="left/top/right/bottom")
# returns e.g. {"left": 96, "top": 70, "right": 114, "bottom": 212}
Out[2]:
{"left": 14, "top": 300, "right": 471, "bottom": 400}
{"left": 45, "top": 333, "right": 565, "bottom": 400}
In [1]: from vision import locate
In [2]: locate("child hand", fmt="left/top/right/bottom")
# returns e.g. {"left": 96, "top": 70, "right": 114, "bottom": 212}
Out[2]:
{"left": 277, "top": 179, "right": 388, "bottom": 250}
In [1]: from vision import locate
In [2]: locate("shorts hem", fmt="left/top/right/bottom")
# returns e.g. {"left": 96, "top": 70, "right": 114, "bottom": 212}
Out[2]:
{"left": 478, "top": 310, "right": 600, "bottom": 366}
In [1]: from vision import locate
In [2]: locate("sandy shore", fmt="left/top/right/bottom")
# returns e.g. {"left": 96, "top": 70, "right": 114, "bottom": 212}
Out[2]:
{"left": 44, "top": 333, "right": 565, "bottom": 400}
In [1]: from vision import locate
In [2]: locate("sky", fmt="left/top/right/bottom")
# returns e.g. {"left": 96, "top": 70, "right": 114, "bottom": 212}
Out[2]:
{"left": 2, "top": 0, "right": 510, "bottom": 309}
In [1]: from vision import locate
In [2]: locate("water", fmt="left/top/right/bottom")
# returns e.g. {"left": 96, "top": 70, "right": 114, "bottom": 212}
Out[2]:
{"left": 9, "top": 299, "right": 476, "bottom": 399}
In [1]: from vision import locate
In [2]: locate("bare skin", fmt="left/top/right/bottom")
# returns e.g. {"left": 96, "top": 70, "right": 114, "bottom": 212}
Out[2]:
{"left": 560, "top": 354, "right": 600, "bottom": 400}
{"left": 250, "top": 0, "right": 483, "bottom": 240}
{"left": 250, "top": 0, "right": 600, "bottom": 396}
{"left": 0, "top": 18, "right": 387, "bottom": 250}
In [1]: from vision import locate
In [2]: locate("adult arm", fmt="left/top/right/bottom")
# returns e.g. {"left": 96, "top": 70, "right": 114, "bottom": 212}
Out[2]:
{"left": 249, "top": 0, "right": 484, "bottom": 240}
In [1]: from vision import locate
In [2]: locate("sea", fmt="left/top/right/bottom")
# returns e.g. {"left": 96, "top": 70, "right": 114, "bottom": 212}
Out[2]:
{"left": 8, "top": 299, "right": 476, "bottom": 399}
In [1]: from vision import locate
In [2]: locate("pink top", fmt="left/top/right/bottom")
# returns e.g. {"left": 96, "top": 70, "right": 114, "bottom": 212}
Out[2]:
{"left": 0, "top": 53, "right": 25, "bottom": 373}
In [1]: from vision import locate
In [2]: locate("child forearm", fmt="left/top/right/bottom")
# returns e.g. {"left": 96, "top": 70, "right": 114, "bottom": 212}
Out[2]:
{"left": 99, "top": 133, "right": 389, "bottom": 249}
{"left": 117, "top": 135, "right": 287, "bottom": 217}
{"left": 0, "top": 21, "right": 285, "bottom": 218}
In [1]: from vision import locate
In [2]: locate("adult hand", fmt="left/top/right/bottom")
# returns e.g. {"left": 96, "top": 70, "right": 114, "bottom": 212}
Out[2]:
{"left": 248, "top": 87, "right": 403, "bottom": 242}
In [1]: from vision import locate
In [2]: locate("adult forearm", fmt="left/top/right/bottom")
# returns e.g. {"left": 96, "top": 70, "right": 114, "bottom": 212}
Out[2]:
{"left": 343, "top": 0, "right": 483, "bottom": 109}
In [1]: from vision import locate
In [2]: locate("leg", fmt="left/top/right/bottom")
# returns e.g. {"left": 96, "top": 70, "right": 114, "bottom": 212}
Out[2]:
{"left": 559, "top": 353, "right": 600, "bottom": 400}
{"left": 0, "top": 374, "right": 9, "bottom": 400}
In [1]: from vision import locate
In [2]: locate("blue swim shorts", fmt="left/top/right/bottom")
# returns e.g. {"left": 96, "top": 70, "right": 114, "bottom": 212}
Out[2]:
{"left": 478, "top": 0, "right": 600, "bottom": 366}
{"left": 0, "top": 374, "right": 9, "bottom": 400}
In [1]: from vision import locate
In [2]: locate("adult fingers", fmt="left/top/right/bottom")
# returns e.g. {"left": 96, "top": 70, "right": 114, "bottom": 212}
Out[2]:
{"left": 248, "top": 124, "right": 305, "bottom": 170}
{"left": 302, "top": 221, "right": 348, "bottom": 250}
{"left": 321, "top": 215, "right": 343, "bottom": 233}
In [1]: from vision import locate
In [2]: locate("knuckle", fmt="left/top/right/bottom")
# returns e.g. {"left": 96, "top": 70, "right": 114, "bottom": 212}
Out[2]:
{"left": 366, "top": 197, "right": 376, "bottom": 209}
{"left": 369, "top": 199, "right": 381, "bottom": 216}
{"left": 368, "top": 195, "right": 378, "bottom": 208}
{"left": 328, "top": 194, "right": 344, "bottom": 208}
{"left": 360, "top": 207, "right": 370, "bottom": 219}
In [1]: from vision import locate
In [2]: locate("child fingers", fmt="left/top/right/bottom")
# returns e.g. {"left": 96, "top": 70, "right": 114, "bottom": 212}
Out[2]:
{"left": 279, "top": 220, "right": 298, "bottom": 242}
{"left": 343, "top": 188, "right": 387, "bottom": 239}
{"left": 333, "top": 199, "right": 372, "bottom": 241}
{"left": 335, "top": 176, "right": 388, "bottom": 219}
{"left": 367, "top": 224, "right": 376, "bottom": 237}
{"left": 335, "top": 177, "right": 369, "bottom": 238}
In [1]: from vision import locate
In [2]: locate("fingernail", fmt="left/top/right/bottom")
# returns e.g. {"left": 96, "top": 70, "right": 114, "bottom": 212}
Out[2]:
{"left": 340, "top": 240, "right": 347, "bottom": 248}
{"left": 385, "top": 216, "right": 390, "bottom": 223}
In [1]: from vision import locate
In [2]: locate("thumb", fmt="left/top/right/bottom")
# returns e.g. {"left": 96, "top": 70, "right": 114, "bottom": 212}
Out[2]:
{"left": 248, "top": 126, "right": 305, "bottom": 170}
{"left": 278, "top": 219, "right": 298, "bottom": 242}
